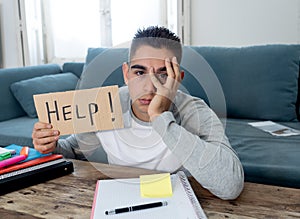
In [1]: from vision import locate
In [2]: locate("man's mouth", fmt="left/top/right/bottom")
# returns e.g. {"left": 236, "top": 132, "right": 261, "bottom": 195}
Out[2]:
{"left": 139, "top": 98, "right": 152, "bottom": 105}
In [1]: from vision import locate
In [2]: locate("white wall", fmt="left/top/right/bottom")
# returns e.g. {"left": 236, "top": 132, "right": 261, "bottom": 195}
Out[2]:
{"left": 0, "top": 0, "right": 299, "bottom": 68}
{"left": 0, "top": 0, "right": 24, "bottom": 67}
{"left": 191, "top": 0, "right": 300, "bottom": 46}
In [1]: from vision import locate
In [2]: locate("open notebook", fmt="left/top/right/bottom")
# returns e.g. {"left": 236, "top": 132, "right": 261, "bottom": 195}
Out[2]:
{"left": 91, "top": 171, "right": 207, "bottom": 219}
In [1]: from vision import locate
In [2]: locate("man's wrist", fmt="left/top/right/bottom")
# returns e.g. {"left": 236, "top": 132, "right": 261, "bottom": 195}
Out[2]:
{"left": 149, "top": 113, "right": 161, "bottom": 122}
{"left": 151, "top": 111, "right": 176, "bottom": 138}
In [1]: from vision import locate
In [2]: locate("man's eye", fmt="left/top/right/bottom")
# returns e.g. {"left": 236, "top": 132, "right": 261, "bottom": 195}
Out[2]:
{"left": 157, "top": 73, "right": 167, "bottom": 79}
{"left": 157, "top": 73, "right": 168, "bottom": 83}
{"left": 135, "top": 71, "right": 144, "bottom": 76}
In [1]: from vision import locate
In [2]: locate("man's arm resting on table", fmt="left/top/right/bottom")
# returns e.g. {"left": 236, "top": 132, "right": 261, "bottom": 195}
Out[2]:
{"left": 152, "top": 110, "right": 244, "bottom": 200}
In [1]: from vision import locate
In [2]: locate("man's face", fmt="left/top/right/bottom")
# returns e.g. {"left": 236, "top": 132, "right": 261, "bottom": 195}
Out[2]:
{"left": 122, "top": 45, "right": 176, "bottom": 121}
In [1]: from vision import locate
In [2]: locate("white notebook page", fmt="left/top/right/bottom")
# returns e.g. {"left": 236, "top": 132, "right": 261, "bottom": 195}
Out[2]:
{"left": 91, "top": 172, "right": 207, "bottom": 219}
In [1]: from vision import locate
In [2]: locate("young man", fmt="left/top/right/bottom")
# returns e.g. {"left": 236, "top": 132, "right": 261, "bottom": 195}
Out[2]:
{"left": 32, "top": 26, "right": 244, "bottom": 200}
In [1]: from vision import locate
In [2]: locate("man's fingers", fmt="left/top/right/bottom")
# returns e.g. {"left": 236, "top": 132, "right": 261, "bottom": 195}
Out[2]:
{"left": 33, "top": 135, "right": 59, "bottom": 146}
{"left": 165, "top": 57, "right": 175, "bottom": 78}
{"left": 149, "top": 67, "right": 163, "bottom": 89}
{"left": 33, "top": 135, "right": 58, "bottom": 154}
{"left": 171, "top": 57, "right": 181, "bottom": 82}
{"left": 165, "top": 56, "right": 182, "bottom": 88}
{"left": 32, "top": 129, "right": 59, "bottom": 139}
{"left": 32, "top": 121, "right": 59, "bottom": 154}
{"left": 34, "top": 122, "right": 52, "bottom": 131}
{"left": 34, "top": 141, "right": 56, "bottom": 154}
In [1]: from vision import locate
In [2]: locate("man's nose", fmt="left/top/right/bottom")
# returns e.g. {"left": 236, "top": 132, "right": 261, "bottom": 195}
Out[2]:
{"left": 143, "top": 74, "right": 156, "bottom": 93}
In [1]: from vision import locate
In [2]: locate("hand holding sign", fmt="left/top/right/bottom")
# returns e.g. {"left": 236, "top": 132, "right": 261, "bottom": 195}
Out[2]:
{"left": 33, "top": 85, "right": 124, "bottom": 135}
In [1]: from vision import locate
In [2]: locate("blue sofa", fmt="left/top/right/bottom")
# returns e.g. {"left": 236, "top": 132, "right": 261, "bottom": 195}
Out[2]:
{"left": 0, "top": 44, "right": 299, "bottom": 189}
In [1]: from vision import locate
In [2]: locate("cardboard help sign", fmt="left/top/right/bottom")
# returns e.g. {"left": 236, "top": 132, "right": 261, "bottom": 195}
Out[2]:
{"left": 34, "top": 85, "right": 124, "bottom": 135}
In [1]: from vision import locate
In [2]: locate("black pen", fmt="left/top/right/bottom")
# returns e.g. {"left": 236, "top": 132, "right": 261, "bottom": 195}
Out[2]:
{"left": 105, "top": 201, "right": 168, "bottom": 215}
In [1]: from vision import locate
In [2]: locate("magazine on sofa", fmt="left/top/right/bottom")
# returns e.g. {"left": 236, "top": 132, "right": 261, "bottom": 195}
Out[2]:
{"left": 248, "top": 121, "right": 300, "bottom": 137}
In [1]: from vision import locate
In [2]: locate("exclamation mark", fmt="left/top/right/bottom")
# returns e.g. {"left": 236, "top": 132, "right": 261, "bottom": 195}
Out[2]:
{"left": 108, "top": 92, "right": 115, "bottom": 122}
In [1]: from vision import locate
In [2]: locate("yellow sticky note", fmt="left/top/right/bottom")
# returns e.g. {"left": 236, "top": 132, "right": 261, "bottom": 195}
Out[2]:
{"left": 140, "top": 173, "right": 173, "bottom": 198}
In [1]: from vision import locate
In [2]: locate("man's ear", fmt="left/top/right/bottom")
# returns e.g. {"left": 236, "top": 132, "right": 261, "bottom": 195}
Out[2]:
{"left": 122, "top": 62, "right": 129, "bottom": 85}
{"left": 180, "top": 70, "right": 184, "bottom": 80}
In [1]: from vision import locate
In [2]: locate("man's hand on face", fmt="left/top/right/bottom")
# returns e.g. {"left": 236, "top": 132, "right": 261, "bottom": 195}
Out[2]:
{"left": 148, "top": 56, "right": 183, "bottom": 122}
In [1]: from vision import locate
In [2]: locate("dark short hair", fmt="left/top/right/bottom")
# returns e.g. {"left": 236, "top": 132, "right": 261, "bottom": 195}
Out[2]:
{"left": 129, "top": 26, "right": 182, "bottom": 63}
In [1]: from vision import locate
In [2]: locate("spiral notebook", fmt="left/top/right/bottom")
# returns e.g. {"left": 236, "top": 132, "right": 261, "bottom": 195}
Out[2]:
{"left": 91, "top": 171, "right": 207, "bottom": 219}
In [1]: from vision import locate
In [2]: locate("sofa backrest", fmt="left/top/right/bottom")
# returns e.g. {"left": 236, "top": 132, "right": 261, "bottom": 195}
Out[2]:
{"left": 81, "top": 44, "right": 300, "bottom": 122}
{"left": 62, "top": 62, "right": 85, "bottom": 78}
{"left": 0, "top": 64, "right": 62, "bottom": 121}
{"left": 298, "top": 74, "right": 300, "bottom": 121}
{"left": 185, "top": 44, "right": 300, "bottom": 122}
{"left": 79, "top": 47, "right": 128, "bottom": 89}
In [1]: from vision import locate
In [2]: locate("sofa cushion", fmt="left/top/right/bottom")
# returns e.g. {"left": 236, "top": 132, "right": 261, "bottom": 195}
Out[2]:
{"left": 225, "top": 118, "right": 300, "bottom": 188}
{"left": 189, "top": 44, "right": 300, "bottom": 121}
{"left": 0, "top": 64, "right": 62, "bottom": 122}
{"left": 10, "top": 72, "right": 79, "bottom": 118}
{"left": 0, "top": 116, "right": 69, "bottom": 147}
{"left": 0, "top": 117, "right": 39, "bottom": 147}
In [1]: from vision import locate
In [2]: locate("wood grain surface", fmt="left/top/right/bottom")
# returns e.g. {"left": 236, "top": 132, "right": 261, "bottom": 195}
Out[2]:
{"left": 0, "top": 159, "right": 299, "bottom": 219}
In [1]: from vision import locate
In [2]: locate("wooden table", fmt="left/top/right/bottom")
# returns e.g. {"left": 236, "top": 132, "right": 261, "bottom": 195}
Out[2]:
{"left": 0, "top": 159, "right": 299, "bottom": 219}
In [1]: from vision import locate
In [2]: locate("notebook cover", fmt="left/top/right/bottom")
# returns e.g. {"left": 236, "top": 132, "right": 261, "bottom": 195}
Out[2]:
{"left": 0, "top": 159, "right": 74, "bottom": 195}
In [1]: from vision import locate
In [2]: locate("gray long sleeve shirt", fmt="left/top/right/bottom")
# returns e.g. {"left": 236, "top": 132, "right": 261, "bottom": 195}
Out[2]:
{"left": 55, "top": 86, "right": 244, "bottom": 200}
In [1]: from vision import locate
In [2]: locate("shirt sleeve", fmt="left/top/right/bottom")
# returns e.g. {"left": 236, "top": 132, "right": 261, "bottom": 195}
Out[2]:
{"left": 55, "top": 132, "right": 107, "bottom": 163}
{"left": 152, "top": 99, "right": 244, "bottom": 200}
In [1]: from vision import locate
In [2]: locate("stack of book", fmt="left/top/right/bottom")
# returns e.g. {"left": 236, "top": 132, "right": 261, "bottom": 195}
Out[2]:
{"left": 0, "top": 144, "right": 73, "bottom": 195}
